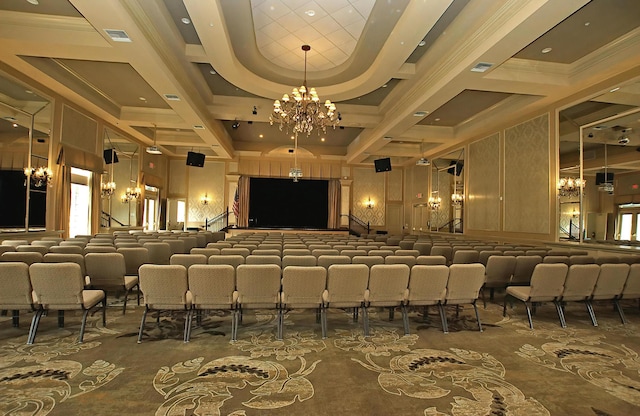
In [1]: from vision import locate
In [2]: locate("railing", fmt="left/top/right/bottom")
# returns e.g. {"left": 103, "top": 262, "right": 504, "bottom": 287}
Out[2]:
{"left": 437, "top": 219, "right": 463, "bottom": 233}
{"left": 560, "top": 220, "right": 581, "bottom": 240}
{"left": 341, "top": 214, "right": 370, "bottom": 236}
{"left": 206, "top": 208, "right": 229, "bottom": 232}
{"left": 101, "top": 211, "right": 126, "bottom": 228}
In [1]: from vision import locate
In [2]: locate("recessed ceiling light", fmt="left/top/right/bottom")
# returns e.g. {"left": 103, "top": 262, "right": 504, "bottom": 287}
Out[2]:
{"left": 434, "top": 118, "right": 441, "bottom": 122}
{"left": 418, "top": 40, "right": 426, "bottom": 47}
{"left": 304, "top": 10, "right": 315, "bottom": 17}
{"left": 584, "top": 21, "right": 590, "bottom": 26}
{"left": 26, "top": 0, "right": 39, "bottom": 4}
{"left": 541, "top": 47, "right": 552, "bottom": 54}
{"left": 610, "top": 87, "right": 620, "bottom": 93}
{"left": 321, "top": 138, "right": 325, "bottom": 142}
{"left": 291, "top": 136, "right": 295, "bottom": 140}
{"left": 259, "top": 134, "right": 263, "bottom": 138}
{"left": 382, "top": 84, "right": 388, "bottom": 88}
{"left": 413, "top": 111, "right": 428, "bottom": 117}
{"left": 209, "top": 69, "right": 216, "bottom": 75}
{"left": 12, "top": 123, "right": 18, "bottom": 128}
{"left": 25, "top": 90, "right": 33, "bottom": 94}
{"left": 181, "top": 17, "right": 191, "bottom": 24}
{"left": 138, "top": 96, "right": 146, "bottom": 101}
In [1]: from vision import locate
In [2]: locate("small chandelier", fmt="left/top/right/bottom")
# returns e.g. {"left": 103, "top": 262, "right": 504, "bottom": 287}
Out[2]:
{"left": 451, "top": 192, "right": 464, "bottom": 206}
{"left": 24, "top": 166, "right": 52, "bottom": 187}
{"left": 428, "top": 193, "right": 442, "bottom": 210}
{"left": 121, "top": 186, "right": 141, "bottom": 203}
{"left": 270, "top": 45, "right": 339, "bottom": 138}
{"left": 558, "top": 177, "right": 585, "bottom": 197}
{"left": 101, "top": 181, "right": 116, "bottom": 198}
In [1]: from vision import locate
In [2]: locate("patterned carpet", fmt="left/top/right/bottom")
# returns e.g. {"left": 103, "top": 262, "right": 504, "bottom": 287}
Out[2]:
{"left": 2, "top": 295, "right": 640, "bottom": 416}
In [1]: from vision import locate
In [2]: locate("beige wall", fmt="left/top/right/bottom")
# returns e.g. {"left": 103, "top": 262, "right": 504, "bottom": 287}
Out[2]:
{"left": 352, "top": 167, "right": 385, "bottom": 227}
{"left": 467, "top": 133, "right": 500, "bottom": 231}
{"left": 186, "top": 161, "right": 226, "bottom": 229}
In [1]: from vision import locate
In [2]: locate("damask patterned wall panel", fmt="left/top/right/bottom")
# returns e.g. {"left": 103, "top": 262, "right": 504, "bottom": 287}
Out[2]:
{"left": 187, "top": 161, "right": 225, "bottom": 228}
{"left": 468, "top": 133, "right": 500, "bottom": 231}
{"left": 388, "top": 169, "right": 403, "bottom": 201}
{"left": 168, "top": 159, "right": 186, "bottom": 197}
{"left": 504, "top": 114, "right": 550, "bottom": 233}
{"left": 353, "top": 167, "right": 385, "bottom": 226}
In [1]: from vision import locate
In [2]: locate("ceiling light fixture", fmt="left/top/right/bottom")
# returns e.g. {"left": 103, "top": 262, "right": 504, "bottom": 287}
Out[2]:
{"left": 541, "top": 47, "right": 553, "bottom": 54}
{"left": 181, "top": 17, "right": 191, "bottom": 24}
{"left": 270, "top": 45, "right": 339, "bottom": 139}
{"left": 418, "top": 40, "right": 426, "bottom": 47}
{"left": 26, "top": 0, "right": 39, "bottom": 5}
{"left": 146, "top": 124, "right": 162, "bottom": 155}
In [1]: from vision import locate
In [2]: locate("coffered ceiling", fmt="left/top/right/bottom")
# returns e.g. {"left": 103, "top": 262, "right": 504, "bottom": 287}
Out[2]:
{"left": 1, "top": 0, "right": 639, "bottom": 167}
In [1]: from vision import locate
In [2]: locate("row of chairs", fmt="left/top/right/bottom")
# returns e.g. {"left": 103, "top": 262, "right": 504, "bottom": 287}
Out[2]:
{"left": 0, "top": 262, "right": 106, "bottom": 344}
{"left": 503, "top": 263, "right": 640, "bottom": 329}
{"left": 137, "top": 262, "right": 487, "bottom": 343}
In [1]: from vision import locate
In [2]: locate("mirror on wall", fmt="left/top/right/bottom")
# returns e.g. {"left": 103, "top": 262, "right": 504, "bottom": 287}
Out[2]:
{"left": 0, "top": 71, "right": 51, "bottom": 230}
{"left": 429, "top": 149, "right": 464, "bottom": 233}
{"left": 559, "top": 79, "right": 640, "bottom": 244}
{"left": 101, "top": 127, "right": 139, "bottom": 228}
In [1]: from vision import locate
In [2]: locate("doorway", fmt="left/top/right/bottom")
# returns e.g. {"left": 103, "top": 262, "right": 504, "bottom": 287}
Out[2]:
{"left": 69, "top": 167, "right": 92, "bottom": 238}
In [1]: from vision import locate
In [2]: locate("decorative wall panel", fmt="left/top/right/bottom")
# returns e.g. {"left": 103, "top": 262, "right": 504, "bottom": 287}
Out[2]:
{"left": 168, "top": 159, "right": 187, "bottom": 197}
{"left": 238, "top": 158, "right": 342, "bottom": 179}
{"left": 467, "top": 133, "right": 500, "bottom": 231}
{"left": 504, "top": 114, "right": 550, "bottom": 233}
{"left": 387, "top": 169, "right": 403, "bottom": 201}
{"left": 61, "top": 105, "right": 98, "bottom": 154}
{"left": 353, "top": 167, "right": 385, "bottom": 226}
{"left": 187, "top": 161, "right": 225, "bottom": 228}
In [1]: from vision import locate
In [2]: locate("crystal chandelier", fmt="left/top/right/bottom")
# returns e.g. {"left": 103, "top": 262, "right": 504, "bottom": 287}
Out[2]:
{"left": 270, "top": 45, "right": 339, "bottom": 138}
{"left": 451, "top": 192, "right": 464, "bottom": 206}
{"left": 557, "top": 177, "right": 585, "bottom": 197}
{"left": 24, "top": 166, "right": 52, "bottom": 187}
{"left": 101, "top": 181, "right": 116, "bottom": 198}
{"left": 428, "top": 193, "right": 442, "bottom": 210}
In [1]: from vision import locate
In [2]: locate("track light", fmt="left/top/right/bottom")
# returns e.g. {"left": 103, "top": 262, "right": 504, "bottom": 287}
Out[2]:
{"left": 232, "top": 121, "right": 239, "bottom": 129}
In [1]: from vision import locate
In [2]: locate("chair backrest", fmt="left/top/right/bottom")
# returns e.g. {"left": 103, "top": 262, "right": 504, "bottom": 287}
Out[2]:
{"left": 384, "top": 255, "right": 417, "bottom": 267}
{"left": 31, "top": 240, "right": 57, "bottom": 250}
{"left": 164, "top": 239, "right": 186, "bottom": 255}
{"left": 49, "top": 245, "right": 84, "bottom": 254}
{"left": 208, "top": 254, "right": 246, "bottom": 268}
{"left": 190, "top": 248, "right": 220, "bottom": 257}
{"left": 180, "top": 236, "right": 199, "bottom": 253}
{"left": 622, "top": 264, "right": 640, "bottom": 299}
{"left": 528, "top": 263, "right": 568, "bottom": 300}
{"left": 16, "top": 245, "right": 48, "bottom": 255}
{"left": 503, "top": 250, "right": 525, "bottom": 257}
{"left": 398, "top": 240, "right": 415, "bottom": 250}
{"left": 188, "top": 264, "right": 236, "bottom": 309}
{"left": 368, "top": 249, "right": 394, "bottom": 258}
{"left": 29, "top": 262, "right": 85, "bottom": 309}
{"left": 83, "top": 245, "right": 117, "bottom": 254}
{"left": 221, "top": 247, "right": 251, "bottom": 258}
{"left": 245, "top": 254, "right": 282, "bottom": 266}
{"left": 592, "top": 263, "right": 630, "bottom": 300}
{"left": 596, "top": 255, "right": 620, "bottom": 265}
{"left": 339, "top": 249, "right": 367, "bottom": 259}
{"left": 445, "top": 263, "right": 486, "bottom": 304}
{"left": 569, "top": 255, "right": 596, "bottom": 265}
{"left": 452, "top": 249, "right": 479, "bottom": 264}
{"left": 236, "top": 264, "right": 281, "bottom": 307}
{"left": 233, "top": 244, "right": 258, "bottom": 253}
{"left": 351, "top": 255, "right": 384, "bottom": 267}
{"left": 1, "top": 251, "right": 43, "bottom": 265}
{"left": 311, "top": 248, "right": 340, "bottom": 258}
{"left": 416, "top": 255, "right": 447, "bottom": 265}
{"left": 115, "top": 242, "right": 142, "bottom": 248}
{"left": 138, "top": 264, "right": 189, "bottom": 309}
{"left": 1, "top": 239, "right": 29, "bottom": 247}
{"left": 379, "top": 246, "right": 401, "bottom": 253}
{"left": 478, "top": 250, "right": 501, "bottom": 266}
{"left": 281, "top": 255, "right": 317, "bottom": 267}
{"left": 317, "top": 255, "right": 351, "bottom": 269}
{"left": 413, "top": 242, "right": 432, "bottom": 256}
{"left": 386, "top": 236, "right": 402, "bottom": 246}
{"left": 430, "top": 246, "right": 452, "bottom": 262}
{"left": 394, "top": 249, "right": 420, "bottom": 257}
{"left": 43, "top": 253, "right": 86, "bottom": 277}
{"left": 282, "top": 248, "right": 312, "bottom": 256}
{"left": 543, "top": 255, "right": 570, "bottom": 265}
{"left": 143, "top": 242, "right": 172, "bottom": 265}
{"left": 252, "top": 249, "right": 281, "bottom": 256}
{"left": 85, "top": 253, "right": 127, "bottom": 287}
{"left": 407, "top": 265, "right": 449, "bottom": 305}
{"left": 367, "top": 264, "right": 410, "bottom": 305}
{"left": 325, "top": 264, "right": 370, "bottom": 307}
{"left": 525, "top": 249, "right": 548, "bottom": 257}
{"left": 0, "top": 246, "right": 16, "bottom": 255}
{"left": 170, "top": 254, "right": 208, "bottom": 269}
{"left": 0, "top": 262, "right": 34, "bottom": 309}
{"left": 510, "top": 255, "right": 543, "bottom": 285}
{"left": 547, "top": 249, "right": 571, "bottom": 257}
{"left": 561, "top": 264, "right": 600, "bottom": 301}
{"left": 281, "top": 266, "right": 327, "bottom": 306}
{"left": 116, "top": 247, "right": 150, "bottom": 275}
{"left": 207, "top": 242, "right": 232, "bottom": 249}
{"left": 484, "top": 256, "right": 517, "bottom": 287}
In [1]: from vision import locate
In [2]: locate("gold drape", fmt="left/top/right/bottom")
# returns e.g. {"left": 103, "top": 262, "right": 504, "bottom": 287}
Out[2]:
{"left": 328, "top": 179, "right": 341, "bottom": 229}
{"left": 238, "top": 175, "right": 250, "bottom": 227}
{"left": 53, "top": 146, "right": 72, "bottom": 238}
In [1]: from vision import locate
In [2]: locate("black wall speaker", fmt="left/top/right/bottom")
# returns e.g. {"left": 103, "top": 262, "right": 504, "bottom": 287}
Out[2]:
{"left": 103, "top": 149, "right": 119, "bottom": 164}
{"left": 374, "top": 157, "right": 392, "bottom": 173}
{"left": 595, "top": 172, "right": 614, "bottom": 185}
{"left": 186, "top": 151, "right": 205, "bottom": 167}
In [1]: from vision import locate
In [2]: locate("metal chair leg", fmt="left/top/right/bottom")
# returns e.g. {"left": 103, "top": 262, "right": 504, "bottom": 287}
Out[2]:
{"left": 362, "top": 305, "right": 370, "bottom": 336}
{"left": 27, "top": 309, "right": 43, "bottom": 345}
{"left": 401, "top": 304, "right": 409, "bottom": 335}
{"left": 524, "top": 302, "right": 534, "bottom": 329}
{"left": 554, "top": 300, "right": 566, "bottom": 328}
{"left": 183, "top": 309, "right": 191, "bottom": 343}
{"left": 438, "top": 304, "right": 448, "bottom": 334}
{"left": 79, "top": 309, "right": 90, "bottom": 343}
{"left": 614, "top": 299, "right": 627, "bottom": 324}
{"left": 586, "top": 300, "right": 598, "bottom": 326}
{"left": 473, "top": 302, "right": 483, "bottom": 332}
{"left": 321, "top": 307, "right": 327, "bottom": 339}
{"left": 12, "top": 310, "right": 19, "bottom": 327}
{"left": 137, "top": 307, "right": 149, "bottom": 343}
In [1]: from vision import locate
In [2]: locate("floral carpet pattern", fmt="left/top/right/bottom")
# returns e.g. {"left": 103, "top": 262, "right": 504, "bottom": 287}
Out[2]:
{"left": 1, "top": 299, "right": 640, "bottom": 415}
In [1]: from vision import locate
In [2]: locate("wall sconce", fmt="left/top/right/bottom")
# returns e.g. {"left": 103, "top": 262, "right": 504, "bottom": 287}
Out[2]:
{"left": 201, "top": 193, "right": 211, "bottom": 205}
{"left": 365, "top": 197, "right": 374, "bottom": 209}
{"left": 451, "top": 192, "right": 464, "bottom": 206}
{"left": 101, "top": 181, "right": 116, "bottom": 198}
{"left": 24, "top": 166, "right": 53, "bottom": 187}
{"left": 121, "top": 186, "right": 141, "bottom": 203}
{"left": 428, "top": 192, "right": 441, "bottom": 210}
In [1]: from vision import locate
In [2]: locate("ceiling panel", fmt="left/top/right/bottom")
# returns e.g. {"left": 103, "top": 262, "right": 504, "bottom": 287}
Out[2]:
{"left": 419, "top": 90, "right": 513, "bottom": 127}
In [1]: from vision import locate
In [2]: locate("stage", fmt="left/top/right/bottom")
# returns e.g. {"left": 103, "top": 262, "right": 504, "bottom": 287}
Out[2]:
{"left": 226, "top": 227, "right": 350, "bottom": 237}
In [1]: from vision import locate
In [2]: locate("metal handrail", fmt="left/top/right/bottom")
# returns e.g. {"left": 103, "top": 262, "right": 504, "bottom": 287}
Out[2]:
{"left": 101, "top": 211, "right": 126, "bottom": 228}
{"left": 206, "top": 208, "right": 229, "bottom": 232}
{"left": 341, "top": 214, "right": 370, "bottom": 236}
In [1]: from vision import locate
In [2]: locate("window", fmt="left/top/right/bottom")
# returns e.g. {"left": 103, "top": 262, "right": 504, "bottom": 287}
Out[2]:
{"left": 69, "top": 168, "right": 92, "bottom": 238}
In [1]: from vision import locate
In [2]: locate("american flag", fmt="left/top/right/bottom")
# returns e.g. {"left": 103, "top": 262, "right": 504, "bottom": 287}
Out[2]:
{"left": 232, "top": 188, "right": 239, "bottom": 218}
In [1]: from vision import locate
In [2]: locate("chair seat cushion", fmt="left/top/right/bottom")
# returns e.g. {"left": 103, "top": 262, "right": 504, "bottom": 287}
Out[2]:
{"left": 82, "top": 289, "right": 106, "bottom": 309}
{"left": 506, "top": 286, "right": 531, "bottom": 301}
{"left": 124, "top": 275, "right": 139, "bottom": 290}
